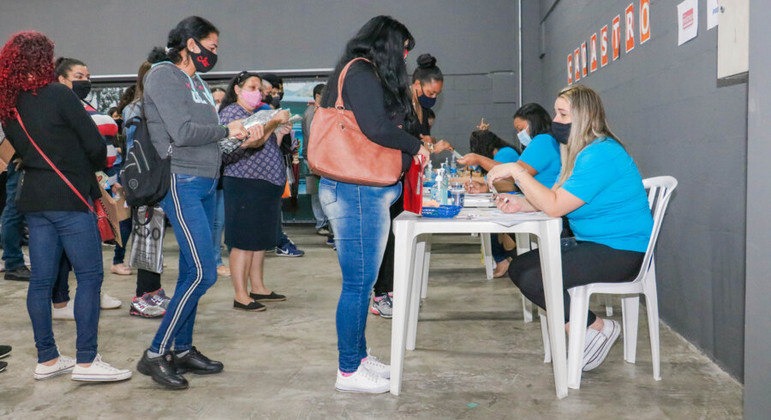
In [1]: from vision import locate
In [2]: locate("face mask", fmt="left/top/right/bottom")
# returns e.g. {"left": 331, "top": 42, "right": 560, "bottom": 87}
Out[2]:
{"left": 240, "top": 89, "right": 262, "bottom": 108}
{"left": 263, "top": 94, "right": 273, "bottom": 106}
{"left": 418, "top": 95, "right": 436, "bottom": 109}
{"left": 71, "top": 80, "right": 91, "bottom": 100}
{"left": 517, "top": 128, "right": 532, "bottom": 147}
{"left": 270, "top": 96, "right": 281, "bottom": 108}
{"left": 189, "top": 39, "right": 217, "bottom": 73}
{"left": 551, "top": 122, "right": 572, "bottom": 145}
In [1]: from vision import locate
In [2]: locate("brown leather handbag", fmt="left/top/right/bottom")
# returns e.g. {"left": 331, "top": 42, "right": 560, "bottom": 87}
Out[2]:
{"left": 308, "top": 58, "right": 403, "bottom": 186}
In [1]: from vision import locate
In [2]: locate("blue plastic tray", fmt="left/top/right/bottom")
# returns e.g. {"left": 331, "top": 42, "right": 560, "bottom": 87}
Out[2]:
{"left": 421, "top": 205, "right": 462, "bottom": 218}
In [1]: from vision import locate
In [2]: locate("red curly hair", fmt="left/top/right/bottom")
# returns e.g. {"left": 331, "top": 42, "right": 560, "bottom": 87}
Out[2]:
{"left": 0, "top": 31, "right": 56, "bottom": 123}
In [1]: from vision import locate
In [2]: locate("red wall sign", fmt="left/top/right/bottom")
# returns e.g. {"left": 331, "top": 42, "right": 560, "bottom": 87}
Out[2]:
{"left": 589, "top": 33, "right": 598, "bottom": 72}
{"left": 612, "top": 15, "right": 621, "bottom": 61}
{"left": 580, "top": 42, "right": 588, "bottom": 76}
{"left": 600, "top": 25, "right": 609, "bottom": 67}
{"left": 625, "top": 3, "right": 635, "bottom": 53}
{"left": 640, "top": 0, "right": 651, "bottom": 44}
{"left": 567, "top": 53, "right": 573, "bottom": 84}
{"left": 574, "top": 48, "right": 581, "bottom": 81}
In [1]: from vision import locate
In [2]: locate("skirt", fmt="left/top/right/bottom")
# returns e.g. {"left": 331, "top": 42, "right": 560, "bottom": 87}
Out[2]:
{"left": 223, "top": 176, "right": 284, "bottom": 251}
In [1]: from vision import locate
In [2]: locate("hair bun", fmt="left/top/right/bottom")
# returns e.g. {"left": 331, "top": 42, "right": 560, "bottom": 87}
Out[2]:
{"left": 416, "top": 54, "right": 437, "bottom": 69}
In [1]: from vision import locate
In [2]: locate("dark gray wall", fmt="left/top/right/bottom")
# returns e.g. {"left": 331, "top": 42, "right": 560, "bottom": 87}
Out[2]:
{"left": 523, "top": 0, "right": 747, "bottom": 379}
{"left": 0, "top": 0, "right": 520, "bottom": 155}
{"left": 744, "top": 0, "right": 771, "bottom": 416}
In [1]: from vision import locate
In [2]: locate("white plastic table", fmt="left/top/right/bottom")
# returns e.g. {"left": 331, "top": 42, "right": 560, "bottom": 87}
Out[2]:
{"left": 389, "top": 210, "right": 569, "bottom": 399}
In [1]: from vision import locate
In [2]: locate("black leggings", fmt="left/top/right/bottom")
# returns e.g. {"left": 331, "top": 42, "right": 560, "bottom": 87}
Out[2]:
{"left": 137, "top": 269, "right": 161, "bottom": 297}
{"left": 373, "top": 191, "right": 403, "bottom": 297}
{"left": 509, "top": 239, "right": 644, "bottom": 327}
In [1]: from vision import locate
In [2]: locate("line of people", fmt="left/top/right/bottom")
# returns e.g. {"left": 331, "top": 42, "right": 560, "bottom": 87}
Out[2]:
{"left": 0, "top": 13, "right": 654, "bottom": 394}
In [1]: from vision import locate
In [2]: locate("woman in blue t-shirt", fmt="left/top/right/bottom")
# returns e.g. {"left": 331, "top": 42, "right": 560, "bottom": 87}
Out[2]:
{"left": 487, "top": 85, "right": 653, "bottom": 372}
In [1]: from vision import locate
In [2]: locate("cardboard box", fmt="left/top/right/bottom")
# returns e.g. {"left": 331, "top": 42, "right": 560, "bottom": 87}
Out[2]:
{"left": 98, "top": 185, "right": 131, "bottom": 245}
{"left": 0, "top": 139, "right": 15, "bottom": 173}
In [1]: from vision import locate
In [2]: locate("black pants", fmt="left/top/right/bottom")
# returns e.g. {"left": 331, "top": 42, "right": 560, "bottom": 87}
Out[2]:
{"left": 509, "top": 239, "right": 644, "bottom": 327}
{"left": 373, "top": 190, "right": 403, "bottom": 297}
{"left": 137, "top": 269, "right": 161, "bottom": 297}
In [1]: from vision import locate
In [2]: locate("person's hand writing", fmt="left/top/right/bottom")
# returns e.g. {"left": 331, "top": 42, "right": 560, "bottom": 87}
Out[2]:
{"left": 464, "top": 180, "right": 489, "bottom": 194}
{"left": 495, "top": 195, "right": 522, "bottom": 213}
{"left": 457, "top": 153, "right": 479, "bottom": 166}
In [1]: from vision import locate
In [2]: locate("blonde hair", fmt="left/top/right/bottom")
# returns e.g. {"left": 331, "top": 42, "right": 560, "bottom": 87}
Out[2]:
{"left": 553, "top": 85, "right": 621, "bottom": 189}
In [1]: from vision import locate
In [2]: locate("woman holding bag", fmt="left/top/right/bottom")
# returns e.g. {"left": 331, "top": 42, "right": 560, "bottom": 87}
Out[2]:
{"left": 218, "top": 71, "right": 290, "bottom": 312}
{"left": 314, "top": 15, "right": 429, "bottom": 393}
{"left": 0, "top": 31, "right": 131, "bottom": 382}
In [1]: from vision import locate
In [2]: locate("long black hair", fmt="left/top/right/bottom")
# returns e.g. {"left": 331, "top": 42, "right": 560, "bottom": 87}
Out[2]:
{"left": 322, "top": 15, "right": 415, "bottom": 121}
{"left": 412, "top": 53, "right": 443, "bottom": 83}
{"left": 513, "top": 102, "right": 552, "bottom": 138}
{"left": 148, "top": 16, "right": 219, "bottom": 64}
{"left": 470, "top": 130, "right": 514, "bottom": 161}
{"left": 219, "top": 71, "right": 261, "bottom": 112}
{"left": 54, "top": 57, "right": 86, "bottom": 78}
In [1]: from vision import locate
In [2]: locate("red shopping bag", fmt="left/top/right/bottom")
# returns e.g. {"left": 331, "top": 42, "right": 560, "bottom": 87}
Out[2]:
{"left": 403, "top": 158, "right": 423, "bottom": 214}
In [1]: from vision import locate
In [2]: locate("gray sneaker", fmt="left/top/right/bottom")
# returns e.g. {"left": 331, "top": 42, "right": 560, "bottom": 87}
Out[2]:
{"left": 150, "top": 289, "right": 171, "bottom": 309}
{"left": 370, "top": 294, "right": 393, "bottom": 319}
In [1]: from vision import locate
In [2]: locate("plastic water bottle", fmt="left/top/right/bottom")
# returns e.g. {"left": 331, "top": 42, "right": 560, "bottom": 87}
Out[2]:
{"left": 450, "top": 153, "right": 457, "bottom": 173}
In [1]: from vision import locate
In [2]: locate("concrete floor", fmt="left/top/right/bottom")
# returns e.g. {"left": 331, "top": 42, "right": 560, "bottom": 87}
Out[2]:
{"left": 0, "top": 226, "right": 742, "bottom": 419}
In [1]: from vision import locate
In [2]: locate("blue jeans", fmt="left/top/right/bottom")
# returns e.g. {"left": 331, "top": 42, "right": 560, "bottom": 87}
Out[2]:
{"left": 112, "top": 218, "right": 132, "bottom": 264}
{"left": 2, "top": 164, "right": 25, "bottom": 271}
{"left": 212, "top": 188, "right": 225, "bottom": 267}
{"left": 319, "top": 178, "right": 401, "bottom": 373}
{"left": 151, "top": 174, "right": 217, "bottom": 355}
{"left": 26, "top": 210, "right": 103, "bottom": 363}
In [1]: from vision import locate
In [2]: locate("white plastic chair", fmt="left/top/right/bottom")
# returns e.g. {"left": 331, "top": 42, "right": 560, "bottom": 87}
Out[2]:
{"left": 539, "top": 176, "right": 677, "bottom": 389}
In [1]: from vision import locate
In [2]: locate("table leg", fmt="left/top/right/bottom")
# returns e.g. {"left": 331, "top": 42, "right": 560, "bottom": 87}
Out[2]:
{"left": 390, "top": 221, "right": 416, "bottom": 395}
{"left": 407, "top": 234, "right": 430, "bottom": 350}
{"left": 538, "top": 219, "right": 569, "bottom": 399}
{"left": 515, "top": 233, "right": 534, "bottom": 323}
{"left": 420, "top": 236, "right": 433, "bottom": 300}
{"left": 482, "top": 233, "right": 494, "bottom": 280}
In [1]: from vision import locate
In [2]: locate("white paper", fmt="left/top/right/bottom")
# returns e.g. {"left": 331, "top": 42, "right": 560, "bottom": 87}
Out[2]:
{"left": 459, "top": 208, "right": 552, "bottom": 227}
{"left": 678, "top": 0, "right": 699, "bottom": 46}
{"left": 707, "top": 0, "right": 720, "bottom": 29}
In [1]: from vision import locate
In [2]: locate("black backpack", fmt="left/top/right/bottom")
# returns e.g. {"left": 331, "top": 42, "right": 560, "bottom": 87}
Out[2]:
{"left": 120, "top": 108, "right": 170, "bottom": 207}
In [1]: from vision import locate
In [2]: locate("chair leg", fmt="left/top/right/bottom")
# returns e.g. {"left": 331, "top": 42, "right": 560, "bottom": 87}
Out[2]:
{"left": 621, "top": 296, "right": 640, "bottom": 364}
{"left": 522, "top": 295, "right": 534, "bottom": 323}
{"left": 567, "top": 287, "right": 589, "bottom": 389}
{"left": 645, "top": 291, "right": 662, "bottom": 381}
{"left": 604, "top": 294, "right": 614, "bottom": 316}
{"left": 539, "top": 310, "right": 552, "bottom": 363}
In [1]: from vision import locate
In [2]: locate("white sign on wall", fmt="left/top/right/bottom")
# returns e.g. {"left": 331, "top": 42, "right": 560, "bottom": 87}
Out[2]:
{"left": 707, "top": 0, "right": 720, "bottom": 30}
{"left": 677, "top": 0, "right": 698, "bottom": 46}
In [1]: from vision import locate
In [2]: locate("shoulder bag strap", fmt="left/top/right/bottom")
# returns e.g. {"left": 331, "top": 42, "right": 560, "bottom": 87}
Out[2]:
{"left": 334, "top": 57, "right": 372, "bottom": 110}
{"left": 13, "top": 109, "right": 95, "bottom": 213}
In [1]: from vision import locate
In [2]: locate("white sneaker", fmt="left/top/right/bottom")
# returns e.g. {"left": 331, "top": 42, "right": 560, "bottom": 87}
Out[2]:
{"left": 361, "top": 351, "right": 390, "bottom": 379}
{"left": 335, "top": 365, "right": 390, "bottom": 393}
{"left": 583, "top": 319, "right": 621, "bottom": 371}
{"left": 34, "top": 354, "right": 76, "bottom": 380}
{"left": 52, "top": 302, "right": 75, "bottom": 320}
{"left": 100, "top": 293, "right": 122, "bottom": 309}
{"left": 71, "top": 354, "right": 132, "bottom": 382}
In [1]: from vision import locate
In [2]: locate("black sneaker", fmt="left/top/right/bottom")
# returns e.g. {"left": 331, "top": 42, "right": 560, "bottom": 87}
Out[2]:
{"left": 0, "top": 344, "right": 11, "bottom": 359}
{"left": 233, "top": 300, "right": 266, "bottom": 312}
{"left": 173, "top": 347, "right": 223, "bottom": 375}
{"left": 136, "top": 349, "right": 188, "bottom": 390}
{"left": 4, "top": 266, "right": 30, "bottom": 281}
{"left": 249, "top": 291, "right": 286, "bottom": 302}
{"left": 0, "top": 360, "right": 6, "bottom": 373}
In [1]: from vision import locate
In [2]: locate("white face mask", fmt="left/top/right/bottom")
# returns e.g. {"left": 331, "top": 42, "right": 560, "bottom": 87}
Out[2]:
{"left": 517, "top": 128, "right": 532, "bottom": 147}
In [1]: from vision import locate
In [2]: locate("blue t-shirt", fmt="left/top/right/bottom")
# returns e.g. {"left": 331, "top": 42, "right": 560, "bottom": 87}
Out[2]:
{"left": 562, "top": 138, "right": 652, "bottom": 253}
{"left": 493, "top": 146, "right": 519, "bottom": 163}
{"left": 519, "top": 133, "right": 561, "bottom": 188}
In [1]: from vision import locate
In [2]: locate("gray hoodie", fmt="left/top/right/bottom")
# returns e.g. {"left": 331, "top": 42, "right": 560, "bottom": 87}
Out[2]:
{"left": 143, "top": 62, "right": 227, "bottom": 178}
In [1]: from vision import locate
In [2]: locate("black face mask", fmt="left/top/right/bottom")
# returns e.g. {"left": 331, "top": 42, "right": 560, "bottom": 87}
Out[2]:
{"left": 263, "top": 94, "right": 273, "bottom": 105}
{"left": 270, "top": 96, "right": 281, "bottom": 108}
{"left": 551, "top": 122, "right": 572, "bottom": 145}
{"left": 189, "top": 39, "right": 217, "bottom": 73}
{"left": 418, "top": 95, "right": 436, "bottom": 109}
{"left": 71, "top": 80, "right": 91, "bottom": 100}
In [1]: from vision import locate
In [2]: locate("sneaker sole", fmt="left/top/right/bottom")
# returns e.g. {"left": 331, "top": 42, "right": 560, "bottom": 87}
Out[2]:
{"left": 275, "top": 253, "right": 303, "bottom": 257}
{"left": 129, "top": 308, "right": 165, "bottom": 318}
{"left": 583, "top": 321, "right": 621, "bottom": 371}
{"left": 233, "top": 306, "right": 266, "bottom": 312}
{"left": 334, "top": 383, "right": 390, "bottom": 393}
{"left": 252, "top": 297, "right": 286, "bottom": 302}
{"left": 34, "top": 366, "right": 75, "bottom": 380}
{"left": 71, "top": 372, "right": 132, "bottom": 382}
{"left": 0, "top": 351, "right": 11, "bottom": 359}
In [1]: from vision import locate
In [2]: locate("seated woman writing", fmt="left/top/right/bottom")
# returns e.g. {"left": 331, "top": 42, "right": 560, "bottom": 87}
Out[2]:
{"left": 486, "top": 85, "right": 653, "bottom": 372}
